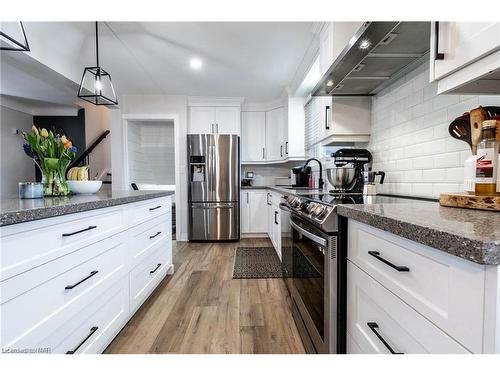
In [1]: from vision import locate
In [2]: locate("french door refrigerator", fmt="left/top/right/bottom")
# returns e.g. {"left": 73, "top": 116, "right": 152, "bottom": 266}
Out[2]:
{"left": 187, "top": 134, "right": 240, "bottom": 241}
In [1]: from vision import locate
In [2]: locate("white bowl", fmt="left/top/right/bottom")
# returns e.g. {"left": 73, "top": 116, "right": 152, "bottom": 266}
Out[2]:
{"left": 68, "top": 180, "right": 103, "bottom": 195}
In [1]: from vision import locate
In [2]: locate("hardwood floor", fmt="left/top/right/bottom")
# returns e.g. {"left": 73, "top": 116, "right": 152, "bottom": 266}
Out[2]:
{"left": 104, "top": 239, "right": 305, "bottom": 354}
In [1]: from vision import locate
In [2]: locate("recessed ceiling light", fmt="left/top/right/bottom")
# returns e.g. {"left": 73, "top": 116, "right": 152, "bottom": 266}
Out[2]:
{"left": 326, "top": 80, "right": 334, "bottom": 87}
{"left": 359, "top": 40, "right": 371, "bottom": 49}
{"left": 190, "top": 58, "right": 203, "bottom": 70}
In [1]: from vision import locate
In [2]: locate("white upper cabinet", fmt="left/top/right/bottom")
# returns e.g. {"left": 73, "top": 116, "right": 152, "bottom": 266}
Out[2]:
{"left": 188, "top": 106, "right": 216, "bottom": 134}
{"left": 319, "top": 22, "right": 364, "bottom": 77}
{"left": 215, "top": 107, "right": 241, "bottom": 135}
{"left": 317, "top": 96, "right": 372, "bottom": 144}
{"left": 430, "top": 22, "right": 500, "bottom": 94}
{"left": 188, "top": 105, "right": 240, "bottom": 135}
{"left": 241, "top": 111, "right": 266, "bottom": 162}
{"left": 265, "top": 107, "right": 286, "bottom": 161}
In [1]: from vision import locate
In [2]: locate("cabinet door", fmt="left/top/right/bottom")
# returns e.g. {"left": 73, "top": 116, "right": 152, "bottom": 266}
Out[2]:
{"left": 319, "top": 23, "right": 334, "bottom": 77}
{"left": 272, "top": 204, "right": 281, "bottom": 260}
{"left": 266, "top": 192, "right": 273, "bottom": 239}
{"left": 215, "top": 107, "right": 240, "bottom": 135}
{"left": 240, "top": 191, "right": 250, "bottom": 234}
{"left": 248, "top": 191, "right": 268, "bottom": 233}
{"left": 265, "top": 107, "right": 285, "bottom": 161}
{"left": 432, "top": 22, "right": 500, "bottom": 80}
{"left": 241, "top": 112, "right": 266, "bottom": 162}
{"left": 189, "top": 107, "right": 215, "bottom": 134}
{"left": 277, "top": 107, "right": 288, "bottom": 160}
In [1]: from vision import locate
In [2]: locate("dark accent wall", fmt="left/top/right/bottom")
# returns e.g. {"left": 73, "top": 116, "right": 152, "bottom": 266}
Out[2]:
{"left": 33, "top": 108, "right": 86, "bottom": 181}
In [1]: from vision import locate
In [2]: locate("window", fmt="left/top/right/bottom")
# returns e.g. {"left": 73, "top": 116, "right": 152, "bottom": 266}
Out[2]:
{"left": 304, "top": 97, "right": 321, "bottom": 158}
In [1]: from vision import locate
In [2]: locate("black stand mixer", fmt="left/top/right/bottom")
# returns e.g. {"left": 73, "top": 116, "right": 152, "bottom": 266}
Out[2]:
{"left": 328, "top": 148, "right": 373, "bottom": 194}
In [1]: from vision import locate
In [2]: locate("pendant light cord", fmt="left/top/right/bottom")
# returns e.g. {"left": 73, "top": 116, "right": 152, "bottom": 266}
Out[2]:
{"left": 95, "top": 21, "right": 99, "bottom": 68}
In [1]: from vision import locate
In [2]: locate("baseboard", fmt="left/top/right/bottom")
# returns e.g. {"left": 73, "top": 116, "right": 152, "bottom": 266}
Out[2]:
{"left": 241, "top": 233, "right": 269, "bottom": 239}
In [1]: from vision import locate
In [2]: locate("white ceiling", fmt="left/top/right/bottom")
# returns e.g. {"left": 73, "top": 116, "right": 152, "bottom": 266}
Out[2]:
{"left": 1, "top": 22, "right": 319, "bottom": 103}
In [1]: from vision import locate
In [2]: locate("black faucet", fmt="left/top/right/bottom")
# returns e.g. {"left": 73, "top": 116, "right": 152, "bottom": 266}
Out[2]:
{"left": 302, "top": 158, "right": 324, "bottom": 189}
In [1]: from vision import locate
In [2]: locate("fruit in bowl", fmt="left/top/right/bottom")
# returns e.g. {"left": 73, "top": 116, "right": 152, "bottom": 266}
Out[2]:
{"left": 67, "top": 166, "right": 103, "bottom": 194}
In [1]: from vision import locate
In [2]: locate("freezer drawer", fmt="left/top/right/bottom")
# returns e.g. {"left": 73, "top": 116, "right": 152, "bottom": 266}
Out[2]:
{"left": 188, "top": 202, "right": 240, "bottom": 241}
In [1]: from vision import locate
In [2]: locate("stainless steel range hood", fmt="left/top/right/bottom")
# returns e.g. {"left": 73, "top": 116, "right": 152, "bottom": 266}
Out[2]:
{"left": 312, "top": 22, "right": 430, "bottom": 97}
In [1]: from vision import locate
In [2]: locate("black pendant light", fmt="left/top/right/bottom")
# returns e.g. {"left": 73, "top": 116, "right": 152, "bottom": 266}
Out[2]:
{"left": 78, "top": 22, "right": 118, "bottom": 106}
{"left": 0, "top": 22, "right": 30, "bottom": 51}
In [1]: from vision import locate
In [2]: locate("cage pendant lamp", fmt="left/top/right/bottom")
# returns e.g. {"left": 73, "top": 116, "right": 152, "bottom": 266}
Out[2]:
{"left": 0, "top": 22, "right": 30, "bottom": 51}
{"left": 78, "top": 22, "right": 118, "bottom": 106}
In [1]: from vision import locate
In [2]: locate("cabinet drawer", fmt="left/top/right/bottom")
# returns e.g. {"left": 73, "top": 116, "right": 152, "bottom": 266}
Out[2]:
{"left": 346, "top": 331, "right": 364, "bottom": 354}
{"left": 129, "top": 215, "right": 171, "bottom": 267}
{"left": 129, "top": 244, "right": 170, "bottom": 313}
{"left": 126, "top": 197, "right": 171, "bottom": 227}
{"left": 1, "top": 208, "right": 124, "bottom": 281}
{"left": 348, "top": 220, "right": 484, "bottom": 353}
{"left": 0, "top": 234, "right": 127, "bottom": 348}
{"left": 41, "top": 279, "right": 129, "bottom": 354}
{"left": 347, "top": 261, "right": 469, "bottom": 354}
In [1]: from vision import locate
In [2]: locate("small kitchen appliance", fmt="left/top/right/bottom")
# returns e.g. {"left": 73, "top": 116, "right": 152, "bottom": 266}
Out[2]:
{"left": 292, "top": 166, "right": 312, "bottom": 188}
{"left": 328, "top": 148, "right": 373, "bottom": 193}
{"left": 362, "top": 170, "right": 385, "bottom": 196}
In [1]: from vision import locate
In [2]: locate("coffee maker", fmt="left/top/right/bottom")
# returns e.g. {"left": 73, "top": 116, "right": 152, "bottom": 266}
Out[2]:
{"left": 291, "top": 166, "right": 311, "bottom": 188}
{"left": 331, "top": 148, "right": 373, "bottom": 194}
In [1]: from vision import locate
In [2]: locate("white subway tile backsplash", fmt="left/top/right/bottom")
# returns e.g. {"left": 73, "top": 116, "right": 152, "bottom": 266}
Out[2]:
{"left": 368, "top": 62, "right": 500, "bottom": 199}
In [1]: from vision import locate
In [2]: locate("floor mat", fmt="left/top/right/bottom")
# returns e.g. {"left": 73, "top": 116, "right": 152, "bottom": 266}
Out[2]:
{"left": 232, "top": 247, "right": 285, "bottom": 279}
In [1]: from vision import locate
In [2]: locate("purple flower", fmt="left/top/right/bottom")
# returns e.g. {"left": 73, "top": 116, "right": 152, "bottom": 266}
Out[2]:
{"left": 22, "top": 143, "right": 37, "bottom": 158}
{"left": 70, "top": 146, "right": 77, "bottom": 153}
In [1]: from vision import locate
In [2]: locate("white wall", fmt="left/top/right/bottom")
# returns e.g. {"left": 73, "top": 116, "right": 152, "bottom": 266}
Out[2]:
{"left": 127, "top": 120, "right": 175, "bottom": 185}
{"left": 368, "top": 62, "right": 500, "bottom": 199}
{"left": 0, "top": 106, "right": 35, "bottom": 197}
{"left": 82, "top": 102, "right": 111, "bottom": 179}
{"left": 111, "top": 94, "right": 188, "bottom": 241}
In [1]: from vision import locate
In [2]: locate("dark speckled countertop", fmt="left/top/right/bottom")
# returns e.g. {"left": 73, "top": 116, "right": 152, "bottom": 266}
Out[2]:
{"left": 0, "top": 190, "right": 174, "bottom": 227}
{"left": 337, "top": 200, "right": 500, "bottom": 265}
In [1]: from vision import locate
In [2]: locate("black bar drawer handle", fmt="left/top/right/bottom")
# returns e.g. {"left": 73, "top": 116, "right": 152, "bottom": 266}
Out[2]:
{"left": 149, "top": 231, "right": 162, "bottom": 239}
{"left": 274, "top": 211, "right": 278, "bottom": 225}
{"left": 368, "top": 251, "right": 410, "bottom": 272}
{"left": 65, "top": 270, "right": 99, "bottom": 290}
{"left": 367, "top": 322, "right": 403, "bottom": 354}
{"left": 149, "top": 205, "right": 161, "bottom": 211}
{"left": 62, "top": 225, "right": 97, "bottom": 237}
{"left": 150, "top": 263, "right": 161, "bottom": 274}
{"left": 66, "top": 326, "right": 98, "bottom": 354}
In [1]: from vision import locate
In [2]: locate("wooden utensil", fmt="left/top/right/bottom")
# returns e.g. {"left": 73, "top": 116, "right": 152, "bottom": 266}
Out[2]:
{"left": 448, "top": 114, "right": 472, "bottom": 152}
{"left": 470, "top": 106, "right": 487, "bottom": 154}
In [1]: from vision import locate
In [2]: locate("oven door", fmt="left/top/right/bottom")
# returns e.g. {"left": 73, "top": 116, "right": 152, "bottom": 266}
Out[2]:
{"left": 290, "top": 214, "right": 337, "bottom": 354}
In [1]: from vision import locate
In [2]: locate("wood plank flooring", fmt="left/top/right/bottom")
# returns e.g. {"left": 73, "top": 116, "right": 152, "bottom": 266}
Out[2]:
{"left": 104, "top": 239, "right": 305, "bottom": 354}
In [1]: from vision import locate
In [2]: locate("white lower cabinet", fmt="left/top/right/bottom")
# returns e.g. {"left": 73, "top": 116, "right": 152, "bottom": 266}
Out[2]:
{"left": 241, "top": 190, "right": 269, "bottom": 234}
{"left": 347, "top": 261, "right": 469, "bottom": 354}
{"left": 0, "top": 196, "right": 173, "bottom": 354}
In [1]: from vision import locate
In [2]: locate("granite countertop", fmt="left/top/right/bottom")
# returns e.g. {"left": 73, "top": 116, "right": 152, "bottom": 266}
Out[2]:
{"left": 0, "top": 190, "right": 174, "bottom": 227}
{"left": 337, "top": 200, "right": 500, "bottom": 265}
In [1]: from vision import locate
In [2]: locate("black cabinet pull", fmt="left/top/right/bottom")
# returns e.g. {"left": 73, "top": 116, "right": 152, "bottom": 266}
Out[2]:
{"left": 150, "top": 263, "right": 162, "bottom": 274}
{"left": 149, "top": 205, "right": 161, "bottom": 211}
{"left": 65, "top": 270, "right": 99, "bottom": 290}
{"left": 285, "top": 141, "right": 289, "bottom": 155}
{"left": 62, "top": 225, "right": 97, "bottom": 237}
{"left": 274, "top": 211, "right": 278, "bottom": 225}
{"left": 368, "top": 251, "right": 410, "bottom": 272}
{"left": 367, "top": 322, "right": 403, "bottom": 354}
{"left": 66, "top": 326, "right": 98, "bottom": 354}
{"left": 280, "top": 145, "right": 283, "bottom": 157}
{"left": 149, "top": 231, "right": 162, "bottom": 239}
{"left": 434, "top": 22, "right": 445, "bottom": 60}
{"left": 325, "top": 105, "right": 330, "bottom": 130}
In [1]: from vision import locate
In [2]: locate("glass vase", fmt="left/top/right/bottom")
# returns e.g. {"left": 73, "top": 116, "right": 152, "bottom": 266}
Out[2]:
{"left": 40, "top": 157, "right": 71, "bottom": 196}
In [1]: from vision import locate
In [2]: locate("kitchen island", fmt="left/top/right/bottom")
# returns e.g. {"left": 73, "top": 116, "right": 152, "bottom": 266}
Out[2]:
{"left": 337, "top": 197, "right": 500, "bottom": 354}
{"left": 0, "top": 191, "right": 174, "bottom": 354}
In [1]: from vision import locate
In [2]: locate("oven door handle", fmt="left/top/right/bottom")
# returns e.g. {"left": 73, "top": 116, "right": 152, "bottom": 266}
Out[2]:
{"left": 290, "top": 220, "right": 327, "bottom": 247}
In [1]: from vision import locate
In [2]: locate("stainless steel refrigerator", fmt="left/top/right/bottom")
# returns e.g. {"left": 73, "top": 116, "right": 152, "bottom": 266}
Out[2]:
{"left": 187, "top": 134, "right": 240, "bottom": 241}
